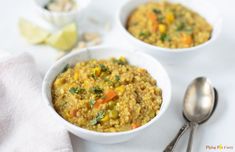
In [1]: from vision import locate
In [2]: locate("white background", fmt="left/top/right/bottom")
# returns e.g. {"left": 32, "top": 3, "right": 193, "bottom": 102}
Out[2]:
{"left": 0, "top": 0, "right": 235, "bottom": 151}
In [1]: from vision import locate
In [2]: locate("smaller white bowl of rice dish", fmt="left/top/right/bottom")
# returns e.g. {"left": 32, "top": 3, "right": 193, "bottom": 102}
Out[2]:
{"left": 117, "top": 0, "right": 222, "bottom": 64}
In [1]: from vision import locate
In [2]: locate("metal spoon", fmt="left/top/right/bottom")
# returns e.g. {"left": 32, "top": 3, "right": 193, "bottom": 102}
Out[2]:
{"left": 184, "top": 77, "right": 215, "bottom": 152}
{"left": 164, "top": 77, "right": 217, "bottom": 152}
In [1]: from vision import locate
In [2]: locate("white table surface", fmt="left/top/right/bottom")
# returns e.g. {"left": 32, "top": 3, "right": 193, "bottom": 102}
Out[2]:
{"left": 0, "top": 0, "right": 235, "bottom": 151}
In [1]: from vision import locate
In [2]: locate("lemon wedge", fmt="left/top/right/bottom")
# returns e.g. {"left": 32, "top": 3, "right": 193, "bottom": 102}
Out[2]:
{"left": 18, "top": 18, "right": 50, "bottom": 44}
{"left": 46, "top": 23, "right": 78, "bottom": 51}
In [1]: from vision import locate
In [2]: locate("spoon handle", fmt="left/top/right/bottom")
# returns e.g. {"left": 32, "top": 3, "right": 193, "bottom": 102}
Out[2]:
{"left": 163, "top": 123, "right": 190, "bottom": 152}
{"left": 186, "top": 122, "right": 198, "bottom": 152}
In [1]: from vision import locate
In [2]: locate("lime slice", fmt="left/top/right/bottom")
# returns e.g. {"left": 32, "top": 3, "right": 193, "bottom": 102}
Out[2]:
{"left": 18, "top": 18, "right": 50, "bottom": 44}
{"left": 46, "top": 23, "right": 78, "bottom": 51}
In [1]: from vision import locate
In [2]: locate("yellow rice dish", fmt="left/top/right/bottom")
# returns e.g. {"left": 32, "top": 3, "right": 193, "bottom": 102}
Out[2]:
{"left": 127, "top": 1, "right": 212, "bottom": 48}
{"left": 52, "top": 57, "right": 162, "bottom": 132}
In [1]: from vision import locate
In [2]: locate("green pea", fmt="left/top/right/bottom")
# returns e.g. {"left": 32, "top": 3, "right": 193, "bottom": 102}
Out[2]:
{"left": 109, "top": 110, "right": 118, "bottom": 119}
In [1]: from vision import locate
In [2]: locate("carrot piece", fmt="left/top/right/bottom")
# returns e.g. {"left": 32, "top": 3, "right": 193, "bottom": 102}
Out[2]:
{"left": 151, "top": 23, "right": 158, "bottom": 32}
{"left": 147, "top": 12, "right": 158, "bottom": 32}
{"left": 131, "top": 123, "right": 140, "bottom": 129}
{"left": 148, "top": 12, "right": 157, "bottom": 21}
{"left": 94, "top": 98, "right": 103, "bottom": 109}
{"left": 102, "top": 90, "right": 117, "bottom": 103}
{"left": 70, "top": 109, "right": 78, "bottom": 117}
{"left": 94, "top": 90, "right": 118, "bottom": 109}
{"left": 181, "top": 34, "right": 193, "bottom": 46}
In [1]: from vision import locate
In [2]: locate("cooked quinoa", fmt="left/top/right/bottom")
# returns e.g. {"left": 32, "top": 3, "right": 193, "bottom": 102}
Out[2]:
{"left": 127, "top": 1, "right": 212, "bottom": 48}
{"left": 52, "top": 57, "right": 162, "bottom": 132}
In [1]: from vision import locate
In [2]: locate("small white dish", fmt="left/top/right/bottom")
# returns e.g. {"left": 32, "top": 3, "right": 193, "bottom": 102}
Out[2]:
{"left": 34, "top": 0, "right": 90, "bottom": 27}
{"left": 117, "top": 0, "right": 222, "bottom": 64}
{"left": 42, "top": 46, "right": 172, "bottom": 144}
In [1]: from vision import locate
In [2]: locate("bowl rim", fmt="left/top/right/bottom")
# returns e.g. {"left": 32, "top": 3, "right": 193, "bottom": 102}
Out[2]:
{"left": 42, "top": 45, "right": 172, "bottom": 136}
{"left": 33, "top": 0, "right": 90, "bottom": 16}
{"left": 116, "top": 0, "right": 222, "bottom": 53}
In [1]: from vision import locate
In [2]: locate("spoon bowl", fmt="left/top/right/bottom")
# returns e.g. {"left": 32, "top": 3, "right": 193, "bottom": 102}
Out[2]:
{"left": 182, "top": 88, "right": 218, "bottom": 124}
{"left": 183, "top": 77, "right": 215, "bottom": 124}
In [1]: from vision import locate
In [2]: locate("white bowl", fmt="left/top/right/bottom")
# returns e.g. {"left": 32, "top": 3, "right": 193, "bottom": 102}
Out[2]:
{"left": 34, "top": 0, "right": 90, "bottom": 27}
{"left": 42, "top": 46, "right": 171, "bottom": 144}
{"left": 117, "top": 0, "right": 222, "bottom": 64}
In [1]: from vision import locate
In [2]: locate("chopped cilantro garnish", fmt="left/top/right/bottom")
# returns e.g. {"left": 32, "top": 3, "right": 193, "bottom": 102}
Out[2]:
{"left": 90, "top": 119, "right": 98, "bottom": 125}
{"left": 99, "top": 64, "right": 109, "bottom": 72}
{"left": 115, "top": 75, "right": 120, "bottom": 82}
{"left": 157, "top": 15, "right": 164, "bottom": 22}
{"left": 90, "top": 86, "right": 103, "bottom": 94}
{"left": 139, "top": 31, "right": 150, "bottom": 38}
{"left": 90, "top": 111, "right": 105, "bottom": 125}
{"left": 91, "top": 73, "right": 97, "bottom": 80}
{"left": 160, "top": 33, "right": 170, "bottom": 41}
{"left": 62, "top": 64, "right": 69, "bottom": 73}
{"left": 153, "top": 8, "right": 161, "bottom": 14}
{"left": 95, "top": 94, "right": 103, "bottom": 99}
{"left": 104, "top": 78, "right": 113, "bottom": 86}
{"left": 89, "top": 99, "right": 96, "bottom": 108}
{"left": 69, "top": 87, "right": 85, "bottom": 94}
{"left": 177, "top": 22, "right": 185, "bottom": 31}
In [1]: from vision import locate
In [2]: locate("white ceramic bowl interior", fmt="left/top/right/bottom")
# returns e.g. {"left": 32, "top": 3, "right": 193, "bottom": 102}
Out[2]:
{"left": 34, "top": 0, "right": 90, "bottom": 27}
{"left": 42, "top": 46, "right": 171, "bottom": 144}
{"left": 117, "top": 0, "right": 222, "bottom": 64}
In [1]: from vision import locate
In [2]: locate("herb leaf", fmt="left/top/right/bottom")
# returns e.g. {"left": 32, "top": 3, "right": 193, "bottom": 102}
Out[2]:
{"left": 62, "top": 64, "right": 69, "bottom": 73}
{"left": 153, "top": 8, "right": 161, "bottom": 14}
{"left": 99, "top": 64, "right": 109, "bottom": 72}
{"left": 69, "top": 87, "right": 86, "bottom": 94}
{"left": 139, "top": 31, "right": 150, "bottom": 38}
{"left": 90, "top": 119, "right": 98, "bottom": 125}
{"left": 91, "top": 73, "right": 97, "bottom": 80}
{"left": 104, "top": 78, "right": 113, "bottom": 86}
{"left": 90, "top": 86, "right": 103, "bottom": 94}
{"left": 96, "top": 111, "right": 105, "bottom": 120}
{"left": 90, "top": 111, "right": 105, "bottom": 125}
{"left": 177, "top": 22, "right": 185, "bottom": 31}
{"left": 157, "top": 15, "right": 164, "bottom": 22}
{"left": 89, "top": 99, "right": 96, "bottom": 108}
{"left": 69, "top": 87, "right": 77, "bottom": 94}
{"left": 115, "top": 75, "right": 120, "bottom": 82}
{"left": 160, "top": 33, "right": 170, "bottom": 41}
